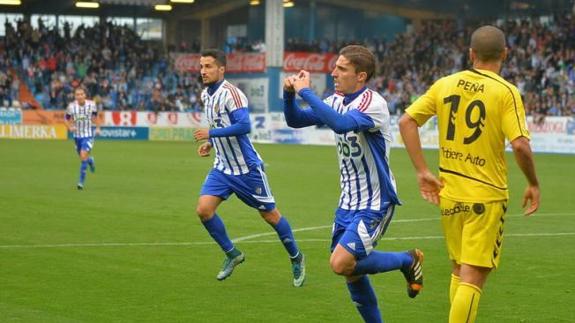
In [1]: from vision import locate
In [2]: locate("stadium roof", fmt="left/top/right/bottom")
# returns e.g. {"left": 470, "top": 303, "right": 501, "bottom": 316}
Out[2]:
{"left": 5, "top": 0, "right": 572, "bottom": 19}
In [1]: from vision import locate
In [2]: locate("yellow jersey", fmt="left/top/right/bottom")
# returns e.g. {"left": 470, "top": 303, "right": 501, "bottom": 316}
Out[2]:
{"left": 405, "top": 69, "right": 529, "bottom": 202}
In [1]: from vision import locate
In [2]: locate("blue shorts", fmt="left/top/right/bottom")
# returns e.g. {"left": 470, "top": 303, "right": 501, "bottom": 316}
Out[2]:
{"left": 330, "top": 204, "right": 395, "bottom": 259}
{"left": 74, "top": 137, "right": 94, "bottom": 154}
{"left": 200, "top": 166, "right": 276, "bottom": 212}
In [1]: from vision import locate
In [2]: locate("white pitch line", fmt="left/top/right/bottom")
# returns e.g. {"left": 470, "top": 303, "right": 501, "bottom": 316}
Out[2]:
{"left": 1, "top": 232, "right": 573, "bottom": 249}
{"left": 0, "top": 241, "right": 214, "bottom": 249}
{"left": 232, "top": 218, "right": 437, "bottom": 242}
{"left": 0, "top": 213, "right": 571, "bottom": 250}
{"left": 232, "top": 225, "right": 332, "bottom": 242}
{"left": 232, "top": 218, "right": 440, "bottom": 242}
{"left": 233, "top": 232, "right": 575, "bottom": 244}
{"left": 232, "top": 212, "right": 571, "bottom": 243}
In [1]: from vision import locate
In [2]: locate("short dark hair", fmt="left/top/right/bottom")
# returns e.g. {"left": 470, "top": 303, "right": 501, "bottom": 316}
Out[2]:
{"left": 74, "top": 86, "right": 88, "bottom": 96}
{"left": 470, "top": 25, "right": 506, "bottom": 62}
{"left": 201, "top": 48, "right": 226, "bottom": 67}
{"left": 338, "top": 45, "right": 376, "bottom": 82}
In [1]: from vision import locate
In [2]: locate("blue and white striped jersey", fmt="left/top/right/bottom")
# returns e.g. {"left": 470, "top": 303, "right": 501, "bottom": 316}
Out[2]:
{"left": 324, "top": 89, "right": 400, "bottom": 211}
{"left": 66, "top": 100, "right": 98, "bottom": 138}
{"left": 201, "top": 80, "right": 263, "bottom": 175}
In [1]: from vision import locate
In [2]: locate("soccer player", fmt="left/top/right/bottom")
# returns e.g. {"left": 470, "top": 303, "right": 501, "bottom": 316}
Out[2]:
{"left": 399, "top": 25, "right": 540, "bottom": 323}
{"left": 64, "top": 87, "right": 100, "bottom": 190}
{"left": 192, "top": 49, "right": 305, "bottom": 287}
{"left": 283, "top": 45, "right": 423, "bottom": 323}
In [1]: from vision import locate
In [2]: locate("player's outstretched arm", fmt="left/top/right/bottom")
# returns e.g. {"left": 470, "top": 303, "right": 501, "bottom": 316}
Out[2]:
{"left": 399, "top": 113, "right": 443, "bottom": 205}
{"left": 510, "top": 136, "right": 540, "bottom": 215}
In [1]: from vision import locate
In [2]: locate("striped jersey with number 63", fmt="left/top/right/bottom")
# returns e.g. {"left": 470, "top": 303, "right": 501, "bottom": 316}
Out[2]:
{"left": 66, "top": 100, "right": 98, "bottom": 138}
{"left": 201, "top": 80, "right": 263, "bottom": 175}
{"left": 324, "top": 89, "right": 400, "bottom": 211}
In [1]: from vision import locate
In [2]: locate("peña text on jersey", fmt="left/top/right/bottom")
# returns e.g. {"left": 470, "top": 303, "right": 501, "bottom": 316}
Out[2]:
{"left": 456, "top": 79, "right": 485, "bottom": 93}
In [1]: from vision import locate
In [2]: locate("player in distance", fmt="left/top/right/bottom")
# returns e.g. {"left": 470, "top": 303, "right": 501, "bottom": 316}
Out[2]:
{"left": 64, "top": 87, "right": 100, "bottom": 190}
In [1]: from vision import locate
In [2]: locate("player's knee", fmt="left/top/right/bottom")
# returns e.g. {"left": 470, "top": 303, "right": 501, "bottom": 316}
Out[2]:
{"left": 196, "top": 205, "right": 214, "bottom": 221}
{"left": 260, "top": 209, "right": 280, "bottom": 225}
{"left": 330, "top": 255, "right": 353, "bottom": 276}
{"left": 460, "top": 264, "right": 491, "bottom": 288}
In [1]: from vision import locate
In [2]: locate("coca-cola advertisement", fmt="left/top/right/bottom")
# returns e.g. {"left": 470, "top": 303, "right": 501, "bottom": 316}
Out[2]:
{"left": 173, "top": 53, "right": 266, "bottom": 73}
{"left": 283, "top": 52, "right": 337, "bottom": 73}
{"left": 173, "top": 53, "right": 201, "bottom": 73}
{"left": 227, "top": 53, "right": 266, "bottom": 73}
{"left": 173, "top": 52, "right": 337, "bottom": 74}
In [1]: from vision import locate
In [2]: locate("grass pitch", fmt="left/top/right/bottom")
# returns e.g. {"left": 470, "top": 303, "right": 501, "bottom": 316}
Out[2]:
{"left": 1, "top": 139, "right": 574, "bottom": 322}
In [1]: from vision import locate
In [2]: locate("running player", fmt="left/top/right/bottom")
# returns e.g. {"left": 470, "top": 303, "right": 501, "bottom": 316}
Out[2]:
{"left": 64, "top": 87, "right": 100, "bottom": 190}
{"left": 284, "top": 45, "right": 423, "bottom": 323}
{"left": 193, "top": 49, "right": 305, "bottom": 287}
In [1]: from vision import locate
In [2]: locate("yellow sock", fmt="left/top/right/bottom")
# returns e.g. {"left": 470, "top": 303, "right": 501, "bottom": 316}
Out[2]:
{"left": 449, "top": 282, "right": 482, "bottom": 323}
{"left": 449, "top": 274, "right": 461, "bottom": 304}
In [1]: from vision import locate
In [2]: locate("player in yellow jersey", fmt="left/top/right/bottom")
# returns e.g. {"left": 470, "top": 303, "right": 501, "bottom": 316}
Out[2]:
{"left": 399, "top": 25, "right": 540, "bottom": 323}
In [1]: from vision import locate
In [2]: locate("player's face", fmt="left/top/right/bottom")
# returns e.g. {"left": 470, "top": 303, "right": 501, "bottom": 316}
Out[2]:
{"left": 200, "top": 56, "right": 224, "bottom": 85}
{"left": 74, "top": 89, "right": 86, "bottom": 105}
{"left": 331, "top": 55, "right": 364, "bottom": 94}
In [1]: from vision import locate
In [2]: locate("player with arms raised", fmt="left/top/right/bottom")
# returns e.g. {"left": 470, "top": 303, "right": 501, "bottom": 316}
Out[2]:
{"left": 284, "top": 45, "right": 423, "bottom": 323}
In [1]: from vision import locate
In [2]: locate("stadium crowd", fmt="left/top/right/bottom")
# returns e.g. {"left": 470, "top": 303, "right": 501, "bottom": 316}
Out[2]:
{"left": 374, "top": 15, "right": 574, "bottom": 119}
{"left": 285, "top": 15, "right": 574, "bottom": 118}
{"left": 1, "top": 13, "right": 573, "bottom": 118}
{"left": 2, "top": 18, "right": 203, "bottom": 111}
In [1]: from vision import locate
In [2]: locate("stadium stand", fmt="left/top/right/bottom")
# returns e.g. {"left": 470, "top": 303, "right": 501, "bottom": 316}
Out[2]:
{"left": 3, "top": 18, "right": 203, "bottom": 111}
{"left": 1, "top": 11, "right": 572, "bottom": 117}
{"left": 282, "top": 15, "right": 574, "bottom": 117}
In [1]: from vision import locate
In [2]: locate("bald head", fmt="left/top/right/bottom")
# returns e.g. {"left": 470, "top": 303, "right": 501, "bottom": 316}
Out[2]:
{"left": 470, "top": 25, "right": 506, "bottom": 63}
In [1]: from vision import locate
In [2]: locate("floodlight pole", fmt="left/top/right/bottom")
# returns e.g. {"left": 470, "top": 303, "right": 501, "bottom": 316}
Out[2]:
{"left": 201, "top": 18, "right": 210, "bottom": 48}
{"left": 265, "top": 0, "right": 284, "bottom": 68}
{"left": 265, "top": 0, "right": 284, "bottom": 114}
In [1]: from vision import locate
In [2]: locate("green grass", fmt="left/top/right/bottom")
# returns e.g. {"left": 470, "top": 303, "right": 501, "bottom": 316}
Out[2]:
{"left": 1, "top": 139, "right": 574, "bottom": 322}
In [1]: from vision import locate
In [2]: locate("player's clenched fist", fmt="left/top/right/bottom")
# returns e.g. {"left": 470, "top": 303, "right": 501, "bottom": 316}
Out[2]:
{"left": 283, "top": 75, "right": 296, "bottom": 92}
{"left": 197, "top": 142, "right": 212, "bottom": 157}
{"left": 292, "top": 70, "right": 311, "bottom": 92}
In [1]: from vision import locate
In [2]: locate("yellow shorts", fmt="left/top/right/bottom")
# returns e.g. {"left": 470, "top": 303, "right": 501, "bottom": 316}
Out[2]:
{"left": 440, "top": 197, "right": 508, "bottom": 268}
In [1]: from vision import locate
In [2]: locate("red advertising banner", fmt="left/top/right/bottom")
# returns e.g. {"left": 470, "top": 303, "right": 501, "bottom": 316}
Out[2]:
{"left": 22, "top": 110, "right": 67, "bottom": 125}
{"left": 283, "top": 52, "right": 338, "bottom": 73}
{"left": 174, "top": 54, "right": 201, "bottom": 73}
{"left": 109, "top": 111, "right": 138, "bottom": 126}
{"left": 227, "top": 53, "right": 266, "bottom": 73}
{"left": 527, "top": 117, "right": 567, "bottom": 134}
{"left": 103, "top": 111, "right": 204, "bottom": 128}
{"left": 173, "top": 52, "right": 337, "bottom": 74}
{"left": 174, "top": 53, "right": 266, "bottom": 73}
{"left": 22, "top": 110, "right": 104, "bottom": 125}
